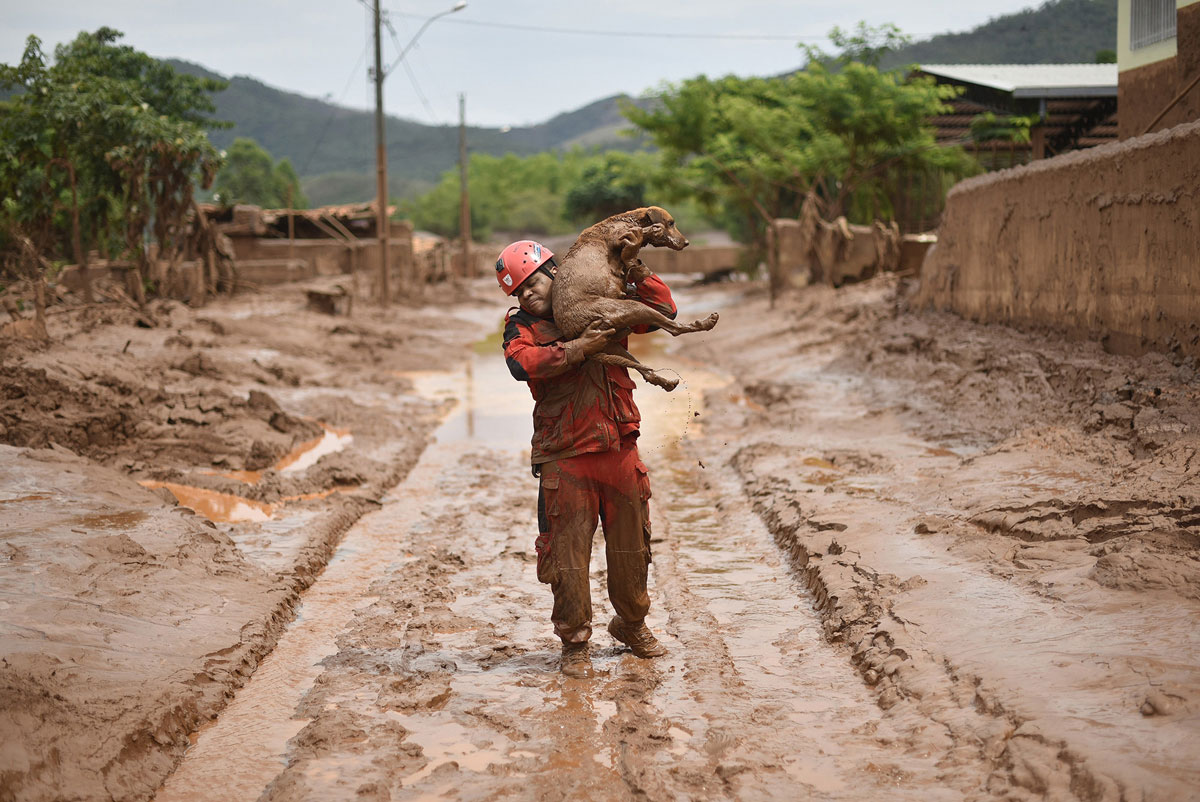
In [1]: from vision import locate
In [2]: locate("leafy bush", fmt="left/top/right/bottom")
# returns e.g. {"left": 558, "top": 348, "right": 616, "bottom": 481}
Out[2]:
{"left": 0, "top": 28, "right": 225, "bottom": 302}
{"left": 213, "top": 137, "right": 307, "bottom": 209}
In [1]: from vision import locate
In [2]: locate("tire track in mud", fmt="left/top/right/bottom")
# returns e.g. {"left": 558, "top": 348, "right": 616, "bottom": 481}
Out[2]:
{"left": 642, "top": 445, "right": 974, "bottom": 800}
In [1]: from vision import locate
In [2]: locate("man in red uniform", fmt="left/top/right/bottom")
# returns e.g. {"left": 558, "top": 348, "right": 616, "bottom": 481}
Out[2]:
{"left": 496, "top": 239, "right": 673, "bottom": 678}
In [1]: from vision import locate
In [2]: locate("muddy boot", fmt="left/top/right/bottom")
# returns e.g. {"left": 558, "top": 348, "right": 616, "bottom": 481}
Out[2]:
{"left": 560, "top": 642, "right": 593, "bottom": 678}
{"left": 608, "top": 616, "right": 667, "bottom": 658}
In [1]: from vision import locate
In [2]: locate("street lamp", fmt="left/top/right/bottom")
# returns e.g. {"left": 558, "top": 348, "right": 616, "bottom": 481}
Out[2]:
{"left": 373, "top": 0, "right": 467, "bottom": 307}
{"left": 387, "top": 1, "right": 467, "bottom": 76}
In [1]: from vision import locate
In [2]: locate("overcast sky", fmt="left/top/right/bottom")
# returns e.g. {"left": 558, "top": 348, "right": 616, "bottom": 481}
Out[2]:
{"left": 3, "top": 1, "right": 1047, "bottom": 128}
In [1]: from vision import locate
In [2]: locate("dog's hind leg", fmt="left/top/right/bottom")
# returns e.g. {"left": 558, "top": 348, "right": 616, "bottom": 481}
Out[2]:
{"left": 593, "top": 299, "right": 719, "bottom": 338}
{"left": 591, "top": 344, "right": 680, "bottom": 391}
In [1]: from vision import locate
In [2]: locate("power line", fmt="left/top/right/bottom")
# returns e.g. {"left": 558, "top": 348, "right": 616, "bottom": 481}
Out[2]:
{"left": 300, "top": 24, "right": 371, "bottom": 174}
{"left": 400, "top": 57, "right": 442, "bottom": 124}
{"left": 389, "top": 12, "right": 828, "bottom": 41}
{"left": 381, "top": 9, "right": 443, "bottom": 124}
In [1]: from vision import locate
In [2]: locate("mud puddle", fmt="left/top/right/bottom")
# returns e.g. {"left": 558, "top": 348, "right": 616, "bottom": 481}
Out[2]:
{"left": 139, "top": 424, "right": 353, "bottom": 525}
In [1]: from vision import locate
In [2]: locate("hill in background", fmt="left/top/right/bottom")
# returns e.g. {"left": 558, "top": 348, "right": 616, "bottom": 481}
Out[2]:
{"left": 169, "top": 60, "right": 652, "bottom": 206}
{"left": 172, "top": 0, "right": 1116, "bottom": 206}
{"left": 882, "top": 0, "right": 1117, "bottom": 68}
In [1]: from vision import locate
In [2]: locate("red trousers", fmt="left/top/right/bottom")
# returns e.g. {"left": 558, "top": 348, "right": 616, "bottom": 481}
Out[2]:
{"left": 535, "top": 436, "right": 652, "bottom": 643}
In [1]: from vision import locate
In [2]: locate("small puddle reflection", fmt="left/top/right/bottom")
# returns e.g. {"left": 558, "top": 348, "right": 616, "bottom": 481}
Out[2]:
{"left": 276, "top": 426, "right": 352, "bottom": 473}
{"left": 803, "top": 456, "right": 839, "bottom": 470}
{"left": 389, "top": 713, "right": 511, "bottom": 784}
{"left": 139, "top": 482, "right": 274, "bottom": 523}
{"left": 205, "top": 423, "right": 353, "bottom": 484}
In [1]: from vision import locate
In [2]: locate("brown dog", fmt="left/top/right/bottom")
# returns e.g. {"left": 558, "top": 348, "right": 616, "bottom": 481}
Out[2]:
{"left": 552, "top": 206, "right": 719, "bottom": 391}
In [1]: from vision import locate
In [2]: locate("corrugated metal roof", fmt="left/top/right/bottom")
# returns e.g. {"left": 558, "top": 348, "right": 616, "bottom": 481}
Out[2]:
{"left": 918, "top": 64, "right": 1118, "bottom": 98}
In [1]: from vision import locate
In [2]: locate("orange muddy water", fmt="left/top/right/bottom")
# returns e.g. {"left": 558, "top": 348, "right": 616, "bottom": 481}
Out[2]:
{"left": 140, "top": 424, "right": 354, "bottom": 523}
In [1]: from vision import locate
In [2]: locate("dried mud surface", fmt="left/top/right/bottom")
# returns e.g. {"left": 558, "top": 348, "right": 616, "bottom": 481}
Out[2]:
{"left": 0, "top": 278, "right": 494, "bottom": 802}
{"left": 3, "top": 273, "right": 1198, "bottom": 802}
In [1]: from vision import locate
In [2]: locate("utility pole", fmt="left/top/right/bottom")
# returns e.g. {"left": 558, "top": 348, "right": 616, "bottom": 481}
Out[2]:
{"left": 371, "top": 0, "right": 466, "bottom": 301}
{"left": 286, "top": 184, "right": 295, "bottom": 270}
{"left": 373, "top": 0, "right": 390, "bottom": 307}
{"left": 458, "top": 93, "right": 471, "bottom": 279}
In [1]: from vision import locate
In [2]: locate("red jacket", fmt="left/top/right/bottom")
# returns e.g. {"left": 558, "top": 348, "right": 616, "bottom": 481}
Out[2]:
{"left": 503, "top": 275, "right": 677, "bottom": 464}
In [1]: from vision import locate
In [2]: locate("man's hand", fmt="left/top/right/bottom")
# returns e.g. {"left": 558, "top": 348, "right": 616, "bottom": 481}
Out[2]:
{"left": 577, "top": 320, "right": 616, "bottom": 356}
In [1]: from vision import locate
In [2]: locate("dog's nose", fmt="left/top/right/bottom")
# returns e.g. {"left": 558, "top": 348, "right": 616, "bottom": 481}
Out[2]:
{"left": 682, "top": 239, "right": 690, "bottom": 247}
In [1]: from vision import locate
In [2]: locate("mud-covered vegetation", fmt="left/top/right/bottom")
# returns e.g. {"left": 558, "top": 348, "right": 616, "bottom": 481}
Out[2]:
{"left": 0, "top": 29, "right": 225, "bottom": 303}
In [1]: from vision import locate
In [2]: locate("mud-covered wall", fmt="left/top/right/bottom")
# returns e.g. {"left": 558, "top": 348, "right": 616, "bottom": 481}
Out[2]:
{"left": 917, "top": 119, "right": 1200, "bottom": 357}
{"left": 640, "top": 245, "right": 745, "bottom": 275}
{"left": 227, "top": 220, "right": 414, "bottom": 286}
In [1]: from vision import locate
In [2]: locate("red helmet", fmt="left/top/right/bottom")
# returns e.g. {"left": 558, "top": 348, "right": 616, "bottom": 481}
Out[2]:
{"left": 495, "top": 240, "right": 554, "bottom": 295}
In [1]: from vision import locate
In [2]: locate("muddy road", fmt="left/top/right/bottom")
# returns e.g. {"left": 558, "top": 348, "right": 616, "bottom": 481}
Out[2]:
{"left": 3, "top": 275, "right": 1199, "bottom": 801}
{"left": 155, "top": 311, "right": 959, "bottom": 802}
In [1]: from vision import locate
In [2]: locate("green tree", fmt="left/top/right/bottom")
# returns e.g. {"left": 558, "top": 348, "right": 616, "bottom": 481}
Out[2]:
{"left": 404, "top": 150, "right": 587, "bottom": 240}
{"left": 969, "top": 112, "right": 1034, "bottom": 144}
{"left": 623, "top": 23, "right": 976, "bottom": 250}
{"left": 214, "top": 137, "right": 307, "bottom": 208}
{"left": 564, "top": 151, "right": 651, "bottom": 223}
{"left": 0, "top": 28, "right": 225, "bottom": 303}
{"left": 404, "top": 148, "right": 713, "bottom": 241}
{"left": 827, "top": 21, "right": 911, "bottom": 68}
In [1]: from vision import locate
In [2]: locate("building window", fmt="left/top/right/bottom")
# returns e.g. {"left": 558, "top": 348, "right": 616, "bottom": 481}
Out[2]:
{"left": 1130, "top": 0, "right": 1177, "bottom": 49}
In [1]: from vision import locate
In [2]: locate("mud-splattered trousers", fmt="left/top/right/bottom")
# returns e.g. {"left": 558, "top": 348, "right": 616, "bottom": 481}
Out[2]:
{"left": 502, "top": 275, "right": 676, "bottom": 643}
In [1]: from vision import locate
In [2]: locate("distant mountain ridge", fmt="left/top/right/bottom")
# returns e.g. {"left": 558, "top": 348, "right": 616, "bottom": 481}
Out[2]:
{"left": 882, "top": 0, "right": 1117, "bottom": 68}
{"left": 170, "top": 0, "right": 1116, "bottom": 205}
{"left": 168, "top": 59, "right": 652, "bottom": 206}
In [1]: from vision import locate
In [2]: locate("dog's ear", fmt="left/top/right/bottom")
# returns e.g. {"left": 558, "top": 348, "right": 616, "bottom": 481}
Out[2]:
{"left": 637, "top": 208, "right": 655, "bottom": 227}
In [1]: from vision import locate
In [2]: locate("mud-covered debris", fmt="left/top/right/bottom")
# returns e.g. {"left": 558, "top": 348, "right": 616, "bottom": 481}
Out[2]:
{"left": 174, "top": 352, "right": 220, "bottom": 377}
{"left": 1140, "top": 691, "right": 1177, "bottom": 716}
{"left": 247, "top": 390, "right": 283, "bottom": 414}
{"left": 306, "top": 287, "right": 351, "bottom": 316}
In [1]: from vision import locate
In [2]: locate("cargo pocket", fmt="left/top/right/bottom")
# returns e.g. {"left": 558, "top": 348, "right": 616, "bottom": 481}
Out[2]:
{"left": 634, "top": 460, "right": 652, "bottom": 564}
{"left": 532, "top": 396, "right": 570, "bottom": 457}
{"left": 535, "top": 473, "right": 560, "bottom": 584}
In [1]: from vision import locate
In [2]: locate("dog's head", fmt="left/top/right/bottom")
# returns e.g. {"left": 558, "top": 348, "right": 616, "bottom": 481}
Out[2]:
{"left": 637, "top": 206, "right": 688, "bottom": 251}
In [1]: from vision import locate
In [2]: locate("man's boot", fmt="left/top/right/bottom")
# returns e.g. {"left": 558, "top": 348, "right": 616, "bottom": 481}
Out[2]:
{"left": 560, "top": 641, "right": 593, "bottom": 678}
{"left": 608, "top": 616, "right": 668, "bottom": 658}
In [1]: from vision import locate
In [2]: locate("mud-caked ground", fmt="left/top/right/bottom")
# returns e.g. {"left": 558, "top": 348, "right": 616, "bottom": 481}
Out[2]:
{"left": 2, "top": 272, "right": 1197, "bottom": 802}
{"left": 0, "top": 277, "right": 495, "bottom": 801}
